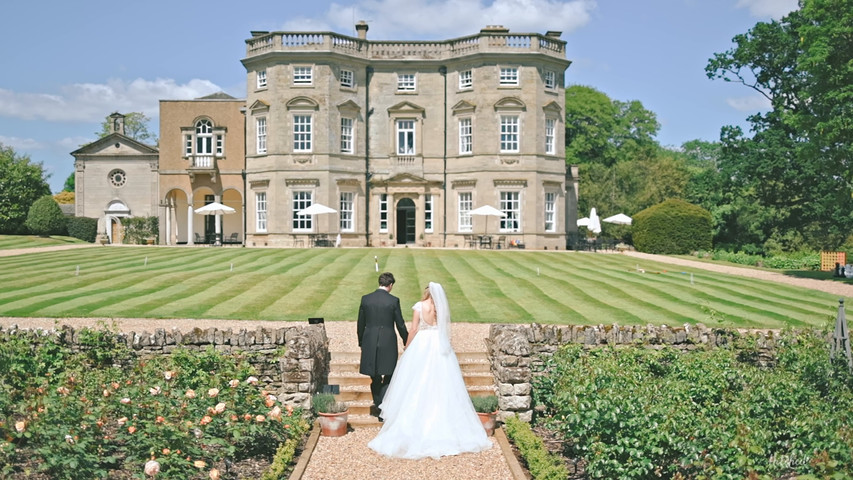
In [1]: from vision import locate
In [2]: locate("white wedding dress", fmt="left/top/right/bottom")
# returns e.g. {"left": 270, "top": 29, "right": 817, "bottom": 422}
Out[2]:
{"left": 368, "top": 283, "right": 491, "bottom": 459}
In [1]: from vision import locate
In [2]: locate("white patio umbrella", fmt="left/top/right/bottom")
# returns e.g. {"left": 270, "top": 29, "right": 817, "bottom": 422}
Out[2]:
{"left": 587, "top": 208, "right": 602, "bottom": 234}
{"left": 194, "top": 201, "right": 236, "bottom": 243}
{"left": 576, "top": 217, "right": 591, "bottom": 227}
{"left": 603, "top": 213, "right": 633, "bottom": 225}
{"left": 297, "top": 203, "right": 338, "bottom": 244}
{"left": 297, "top": 203, "right": 337, "bottom": 216}
{"left": 469, "top": 205, "right": 506, "bottom": 236}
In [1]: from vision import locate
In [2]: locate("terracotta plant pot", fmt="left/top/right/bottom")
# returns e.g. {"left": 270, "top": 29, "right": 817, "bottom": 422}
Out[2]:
{"left": 318, "top": 410, "right": 349, "bottom": 437}
{"left": 477, "top": 411, "right": 497, "bottom": 436}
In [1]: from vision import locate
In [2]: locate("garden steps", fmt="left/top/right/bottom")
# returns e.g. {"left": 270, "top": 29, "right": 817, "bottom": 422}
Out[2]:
{"left": 328, "top": 350, "right": 495, "bottom": 428}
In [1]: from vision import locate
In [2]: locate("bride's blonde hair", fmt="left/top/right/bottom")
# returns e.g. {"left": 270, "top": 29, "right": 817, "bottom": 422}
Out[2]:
{"left": 421, "top": 286, "right": 432, "bottom": 301}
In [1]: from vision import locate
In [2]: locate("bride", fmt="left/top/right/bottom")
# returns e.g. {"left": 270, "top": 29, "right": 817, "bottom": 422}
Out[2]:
{"left": 368, "top": 282, "right": 492, "bottom": 459}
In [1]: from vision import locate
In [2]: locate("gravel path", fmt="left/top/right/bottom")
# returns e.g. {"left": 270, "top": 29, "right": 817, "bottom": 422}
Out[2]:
{"left": 621, "top": 251, "right": 853, "bottom": 298}
{"left": 301, "top": 427, "right": 513, "bottom": 480}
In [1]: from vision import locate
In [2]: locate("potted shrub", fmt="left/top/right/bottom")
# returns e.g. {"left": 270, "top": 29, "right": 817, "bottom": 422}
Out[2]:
{"left": 312, "top": 393, "right": 348, "bottom": 437}
{"left": 471, "top": 394, "right": 499, "bottom": 436}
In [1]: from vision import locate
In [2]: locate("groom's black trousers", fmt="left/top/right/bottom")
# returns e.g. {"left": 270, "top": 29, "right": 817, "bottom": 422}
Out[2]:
{"left": 370, "top": 375, "right": 392, "bottom": 406}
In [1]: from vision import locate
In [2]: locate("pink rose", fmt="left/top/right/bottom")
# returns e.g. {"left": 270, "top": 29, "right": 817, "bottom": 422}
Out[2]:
{"left": 185, "top": 389, "right": 197, "bottom": 399}
{"left": 144, "top": 459, "right": 160, "bottom": 476}
{"left": 207, "top": 388, "right": 219, "bottom": 398}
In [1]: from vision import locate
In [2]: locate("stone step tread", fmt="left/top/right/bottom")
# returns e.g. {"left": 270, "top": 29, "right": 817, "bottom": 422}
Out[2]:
{"left": 331, "top": 351, "right": 488, "bottom": 362}
{"left": 328, "top": 373, "right": 494, "bottom": 387}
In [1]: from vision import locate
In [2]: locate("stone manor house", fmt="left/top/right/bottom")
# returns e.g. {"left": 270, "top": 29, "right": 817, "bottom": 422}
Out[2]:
{"left": 74, "top": 23, "right": 579, "bottom": 249}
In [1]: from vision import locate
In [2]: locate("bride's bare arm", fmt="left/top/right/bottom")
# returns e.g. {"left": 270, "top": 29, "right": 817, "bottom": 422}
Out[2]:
{"left": 406, "top": 309, "right": 419, "bottom": 347}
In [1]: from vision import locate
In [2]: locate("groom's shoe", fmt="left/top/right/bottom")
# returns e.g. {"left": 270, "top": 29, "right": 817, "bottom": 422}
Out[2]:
{"left": 369, "top": 405, "right": 379, "bottom": 417}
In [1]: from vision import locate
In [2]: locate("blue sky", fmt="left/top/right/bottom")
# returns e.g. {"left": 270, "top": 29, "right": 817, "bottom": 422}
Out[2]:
{"left": 0, "top": 0, "right": 798, "bottom": 193}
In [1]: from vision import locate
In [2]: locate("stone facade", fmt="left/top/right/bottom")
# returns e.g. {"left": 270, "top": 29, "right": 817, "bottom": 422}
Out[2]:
{"left": 72, "top": 113, "right": 159, "bottom": 244}
{"left": 487, "top": 323, "right": 780, "bottom": 422}
{"left": 1, "top": 323, "right": 330, "bottom": 410}
{"left": 159, "top": 94, "right": 247, "bottom": 245}
{"left": 241, "top": 23, "right": 579, "bottom": 249}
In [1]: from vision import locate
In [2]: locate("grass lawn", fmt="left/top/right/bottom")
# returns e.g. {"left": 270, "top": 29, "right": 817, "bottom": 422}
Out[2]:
{"left": 0, "top": 246, "right": 839, "bottom": 328}
{"left": 0, "top": 235, "right": 88, "bottom": 250}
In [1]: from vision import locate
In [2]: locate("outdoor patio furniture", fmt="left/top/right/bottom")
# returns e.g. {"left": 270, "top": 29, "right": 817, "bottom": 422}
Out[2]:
{"left": 479, "top": 235, "right": 492, "bottom": 249}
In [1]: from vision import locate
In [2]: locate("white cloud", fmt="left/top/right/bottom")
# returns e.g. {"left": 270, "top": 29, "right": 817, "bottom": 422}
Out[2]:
{"left": 0, "top": 78, "right": 222, "bottom": 124}
{"left": 284, "top": 0, "right": 596, "bottom": 39}
{"left": 0, "top": 135, "right": 45, "bottom": 151}
{"left": 726, "top": 95, "right": 772, "bottom": 112}
{"left": 735, "top": 0, "right": 798, "bottom": 19}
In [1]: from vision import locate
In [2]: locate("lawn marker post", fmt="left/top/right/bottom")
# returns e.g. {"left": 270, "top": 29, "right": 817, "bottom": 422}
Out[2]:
{"left": 374, "top": 256, "right": 378, "bottom": 272}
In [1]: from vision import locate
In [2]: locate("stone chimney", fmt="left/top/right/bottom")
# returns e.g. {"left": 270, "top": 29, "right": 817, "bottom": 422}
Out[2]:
{"left": 109, "top": 112, "right": 125, "bottom": 136}
{"left": 355, "top": 21, "right": 368, "bottom": 39}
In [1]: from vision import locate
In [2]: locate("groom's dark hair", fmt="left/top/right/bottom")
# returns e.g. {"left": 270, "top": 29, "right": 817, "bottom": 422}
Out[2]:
{"left": 378, "top": 272, "right": 395, "bottom": 287}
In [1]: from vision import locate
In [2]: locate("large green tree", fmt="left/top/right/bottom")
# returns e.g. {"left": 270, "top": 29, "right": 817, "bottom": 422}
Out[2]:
{"left": 706, "top": 0, "right": 853, "bottom": 251}
{"left": 565, "top": 85, "right": 690, "bottom": 223}
{"left": 0, "top": 143, "right": 52, "bottom": 234}
{"left": 96, "top": 112, "right": 158, "bottom": 145}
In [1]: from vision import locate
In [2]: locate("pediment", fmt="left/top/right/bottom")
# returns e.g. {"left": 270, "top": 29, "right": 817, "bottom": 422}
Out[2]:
{"left": 337, "top": 100, "right": 361, "bottom": 113}
{"left": 71, "top": 133, "right": 158, "bottom": 156}
{"left": 494, "top": 97, "right": 526, "bottom": 111}
{"left": 452, "top": 100, "right": 476, "bottom": 115}
{"left": 286, "top": 96, "right": 319, "bottom": 110}
{"left": 387, "top": 101, "right": 425, "bottom": 116}
{"left": 371, "top": 172, "right": 441, "bottom": 188}
{"left": 543, "top": 100, "right": 562, "bottom": 115}
{"left": 249, "top": 100, "right": 270, "bottom": 112}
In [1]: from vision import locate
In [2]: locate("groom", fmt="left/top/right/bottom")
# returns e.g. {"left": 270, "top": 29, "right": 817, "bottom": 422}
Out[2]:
{"left": 357, "top": 272, "right": 408, "bottom": 417}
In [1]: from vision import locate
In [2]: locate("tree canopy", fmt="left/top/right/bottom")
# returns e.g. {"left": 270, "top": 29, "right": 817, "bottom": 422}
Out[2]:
{"left": 0, "top": 143, "right": 52, "bottom": 234}
{"left": 706, "top": 0, "right": 853, "bottom": 251}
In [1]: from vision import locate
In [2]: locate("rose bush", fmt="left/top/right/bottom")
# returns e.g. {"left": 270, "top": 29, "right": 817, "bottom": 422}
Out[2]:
{"left": 0, "top": 328, "right": 308, "bottom": 479}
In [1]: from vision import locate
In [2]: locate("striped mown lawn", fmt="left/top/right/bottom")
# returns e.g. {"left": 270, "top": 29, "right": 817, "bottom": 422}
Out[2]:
{"left": 0, "top": 235, "right": 88, "bottom": 250}
{"left": 0, "top": 246, "right": 839, "bottom": 328}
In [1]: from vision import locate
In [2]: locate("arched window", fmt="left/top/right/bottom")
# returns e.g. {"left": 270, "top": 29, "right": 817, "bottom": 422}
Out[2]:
{"left": 196, "top": 119, "right": 213, "bottom": 155}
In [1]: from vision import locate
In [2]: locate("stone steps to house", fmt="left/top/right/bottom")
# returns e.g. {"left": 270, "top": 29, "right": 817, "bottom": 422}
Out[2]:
{"left": 328, "top": 350, "right": 495, "bottom": 428}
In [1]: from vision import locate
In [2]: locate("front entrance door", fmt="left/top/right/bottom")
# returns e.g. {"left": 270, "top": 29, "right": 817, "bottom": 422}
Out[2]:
{"left": 110, "top": 218, "right": 123, "bottom": 244}
{"left": 396, "top": 198, "right": 416, "bottom": 245}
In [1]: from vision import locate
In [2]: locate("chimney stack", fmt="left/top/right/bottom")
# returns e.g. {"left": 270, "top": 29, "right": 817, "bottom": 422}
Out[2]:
{"left": 355, "top": 21, "right": 369, "bottom": 39}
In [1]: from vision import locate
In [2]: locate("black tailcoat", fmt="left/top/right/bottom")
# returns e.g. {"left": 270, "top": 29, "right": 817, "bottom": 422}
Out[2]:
{"left": 357, "top": 288, "right": 409, "bottom": 376}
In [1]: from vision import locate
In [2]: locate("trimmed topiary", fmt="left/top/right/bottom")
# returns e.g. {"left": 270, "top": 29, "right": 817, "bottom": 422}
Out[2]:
{"left": 24, "top": 195, "right": 67, "bottom": 237}
{"left": 633, "top": 198, "right": 712, "bottom": 254}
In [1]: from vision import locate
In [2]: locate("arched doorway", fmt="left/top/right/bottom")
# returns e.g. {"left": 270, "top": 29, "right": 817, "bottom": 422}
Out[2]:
{"left": 396, "top": 198, "right": 416, "bottom": 245}
{"left": 105, "top": 200, "right": 130, "bottom": 244}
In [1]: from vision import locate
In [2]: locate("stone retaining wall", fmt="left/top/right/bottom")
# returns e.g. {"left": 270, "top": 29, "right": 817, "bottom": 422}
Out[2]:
{"left": 487, "top": 323, "right": 780, "bottom": 422}
{"left": 0, "top": 324, "right": 330, "bottom": 410}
